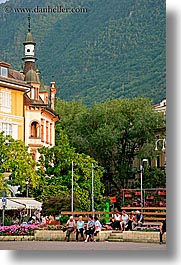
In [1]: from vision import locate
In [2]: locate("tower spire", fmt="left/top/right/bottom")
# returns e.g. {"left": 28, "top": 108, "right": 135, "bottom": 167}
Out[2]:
{"left": 22, "top": 15, "right": 37, "bottom": 74}
{"left": 28, "top": 14, "right": 31, "bottom": 32}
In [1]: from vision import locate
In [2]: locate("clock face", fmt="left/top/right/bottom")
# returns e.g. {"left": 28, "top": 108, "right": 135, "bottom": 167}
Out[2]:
{"left": 25, "top": 44, "right": 34, "bottom": 56}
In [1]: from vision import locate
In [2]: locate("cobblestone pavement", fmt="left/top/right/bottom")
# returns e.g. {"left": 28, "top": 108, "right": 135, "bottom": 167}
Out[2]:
{"left": 0, "top": 241, "right": 166, "bottom": 251}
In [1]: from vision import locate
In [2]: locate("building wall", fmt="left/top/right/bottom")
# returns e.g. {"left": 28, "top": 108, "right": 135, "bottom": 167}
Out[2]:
{"left": 24, "top": 104, "right": 57, "bottom": 162}
{"left": 0, "top": 86, "right": 25, "bottom": 141}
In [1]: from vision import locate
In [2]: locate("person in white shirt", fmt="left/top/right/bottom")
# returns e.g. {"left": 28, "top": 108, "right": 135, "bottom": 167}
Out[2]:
{"left": 120, "top": 210, "right": 129, "bottom": 231}
{"left": 112, "top": 211, "right": 122, "bottom": 230}
{"left": 93, "top": 216, "right": 102, "bottom": 242}
{"left": 64, "top": 216, "right": 76, "bottom": 242}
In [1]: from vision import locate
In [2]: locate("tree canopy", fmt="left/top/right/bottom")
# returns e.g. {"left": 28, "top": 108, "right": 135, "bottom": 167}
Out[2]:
{"left": 0, "top": 133, "right": 40, "bottom": 196}
{"left": 55, "top": 97, "right": 166, "bottom": 196}
{"left": 35, "top": 128, "right": 105, "bottom": 211}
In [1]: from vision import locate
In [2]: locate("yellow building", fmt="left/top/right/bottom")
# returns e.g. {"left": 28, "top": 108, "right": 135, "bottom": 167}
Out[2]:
{"left": 1, "top": 21, "right": 59, "bottom": 163}
{"left": 0, "top": 61, "right": 30, "bottom": 141}
{"left": 21, "top": 25, "right": 59, "bottom": 161}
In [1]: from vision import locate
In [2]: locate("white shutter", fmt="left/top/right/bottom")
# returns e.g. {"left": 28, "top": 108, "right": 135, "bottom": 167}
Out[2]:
{"left": 12, "top": 124, "right": 18, "bottom": 140}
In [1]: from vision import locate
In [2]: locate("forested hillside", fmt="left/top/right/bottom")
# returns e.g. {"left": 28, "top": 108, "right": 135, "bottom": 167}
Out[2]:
{"left": 0, "top": 0, "right": 166, "bottom": 106}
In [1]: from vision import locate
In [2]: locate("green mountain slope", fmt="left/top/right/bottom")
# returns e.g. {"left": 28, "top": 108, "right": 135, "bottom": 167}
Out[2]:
{"left": 0, "top": 0, "right": 166, "bottom": 106}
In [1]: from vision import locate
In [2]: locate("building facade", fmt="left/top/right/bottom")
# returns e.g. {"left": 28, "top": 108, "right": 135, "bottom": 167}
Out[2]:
{"left": 0, "top": 24, "right": 59, "bottom": 162}
{"left": 0, "top": 61, "right": 30, "bottom": 141}
{"left": 22, "top": 25, "right": 59, "bottom": 161}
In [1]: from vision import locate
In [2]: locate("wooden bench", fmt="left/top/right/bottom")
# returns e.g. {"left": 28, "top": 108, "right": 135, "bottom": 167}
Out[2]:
{"left": 121, "top": 206, "right": 166, "bottom": 223}
{"left": 60, "top": 207, "right": 166, "bottom": 224}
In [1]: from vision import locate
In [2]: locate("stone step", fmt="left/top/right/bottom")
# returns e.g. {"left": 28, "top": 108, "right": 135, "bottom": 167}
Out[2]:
{"left": 110, "top": 233, "right": 123, "bottom": 236}
{"left": 112, "top": 230, "right": 123, "bottom": 233}
{"left": 107, "top": 238, "right": 124, "bottom": 242}
{"left": 108, "top": 235, "right": 123, "bottom": 239}
{"left": 107, "top": 231, "right": 123, "bottom": 242}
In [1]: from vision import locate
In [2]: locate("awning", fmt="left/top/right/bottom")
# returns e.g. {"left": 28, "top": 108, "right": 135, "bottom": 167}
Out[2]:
{"left": 8, "top": 198, "right": 42, "bottom": 210}
{"left": 0, "top": 198, "right": 25, "bottom": 210}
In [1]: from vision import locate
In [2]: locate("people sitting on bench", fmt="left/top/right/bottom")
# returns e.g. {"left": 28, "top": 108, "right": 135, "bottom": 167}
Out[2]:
{"left": 93, "top": 216, "right": 102, "bottom": 242}
{"left": 127, "top": 211, "right": 136, "bottom": 230}
{"left": 132, "top": 210, "right": 144, "bottom": 230}
{"left": 76, "top": 215, "right": 85, "bottom": 241}
{"left": 120, "top": 210, "right": 129, "bottom": 231}
{"left": 111, "top": 211, "right": 122, "bottom": 230}
{"left": 85, "top": 215, "right": 95, "bottom": 242}
{"left": 64, "top": 216, "right": 76, "bottom": 242}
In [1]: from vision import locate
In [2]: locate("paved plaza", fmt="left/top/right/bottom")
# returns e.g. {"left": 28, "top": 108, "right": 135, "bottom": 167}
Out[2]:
{"left": 0, "top": 241, "right": 166, "bottom": 251}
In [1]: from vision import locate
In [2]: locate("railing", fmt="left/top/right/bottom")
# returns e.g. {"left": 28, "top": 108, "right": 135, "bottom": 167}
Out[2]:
{"left": 121, "top": 206, "right": 166, "bottom": 222}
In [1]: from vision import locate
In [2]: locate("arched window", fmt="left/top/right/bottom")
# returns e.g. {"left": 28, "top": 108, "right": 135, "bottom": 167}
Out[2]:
{"left": 30, "top": 121, "right": 40, "bottom": 138}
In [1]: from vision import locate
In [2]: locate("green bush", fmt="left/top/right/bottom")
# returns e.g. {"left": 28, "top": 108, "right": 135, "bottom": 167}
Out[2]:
{"left": 59, "top": 215, "right": 69, "bottom": 225}
{"left": 4, "top": 216, "right": 12, "bottom": 226}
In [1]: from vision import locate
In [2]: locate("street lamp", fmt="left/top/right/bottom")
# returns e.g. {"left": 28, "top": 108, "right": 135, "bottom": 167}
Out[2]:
{"left": 71, "top": 161, "right": 74, "bottom": 213}
{"left": 140, "top": 159, "right": 148, "bottom": 208}
{"left": 155, "top": 138, "right": 166, "bottom": 151}
{"left": 92, "top": 163, "right": 94, "bottom": 215}
{"left": 26, "top": 180, "right": 29, "bottom": 197}
{"left": 91, "top": 164, "right": 99, "bottom": 217}
{"left": 155, "top": 138, "right": 166, "bottom": 168}
{"left": 71, "top": 161, "right": 79, "bottom": 213}
{"left": 1, "top": 190, "right": 7, "bottom": 226}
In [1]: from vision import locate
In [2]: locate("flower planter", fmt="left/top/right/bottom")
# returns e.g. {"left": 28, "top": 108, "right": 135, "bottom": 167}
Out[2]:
{"left": 125, "top": 194, "right": 132, "bottom": 198}
{"left": 146, "top": 196, "right": 154, "bottom": 200}
{"left": 158, "top": 191, "right": 166, "bottom": 196}
{"left": 123, "top": 231, "right": 166, "bottom": 244}
{"left": 135, "top": 192, "right": 141, "bottom": 196}
{"left": 0, "top": 236, "right": 34, "bottom": 241}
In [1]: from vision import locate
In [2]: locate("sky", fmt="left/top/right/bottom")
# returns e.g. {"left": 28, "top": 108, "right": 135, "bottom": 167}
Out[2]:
{"left": 0, "top": 0, "right": 8, "bottom": 3}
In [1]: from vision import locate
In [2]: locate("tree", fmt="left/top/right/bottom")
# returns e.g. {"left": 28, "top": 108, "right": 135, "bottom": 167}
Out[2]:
{"left": 143, "top": 167, "right": 166, "bottom": 189}
{"left": 55, "top": 97, "right": 166, "bottom": 197}
{"left": 35, "top": 129, "right": 105, "bottom": 212}
{"left": 0, "top": 132, "right": 40, "bottom": 196}
{"left": 41, "top": 194, "right": 73, "bottom": 217}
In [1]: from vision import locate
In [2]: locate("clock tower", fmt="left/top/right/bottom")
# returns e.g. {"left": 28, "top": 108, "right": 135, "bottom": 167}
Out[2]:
{"left": 22, "top": 15, "right": 37, "bottom": 74}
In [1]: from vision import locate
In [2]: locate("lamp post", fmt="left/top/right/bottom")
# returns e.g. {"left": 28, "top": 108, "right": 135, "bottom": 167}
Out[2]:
{"left": 155, "top": 138, "right": 166, "bottom": 168}
{"left": 2, "top": 190, "right": 7, "bottom": 226}
{"left": 71, "top": 160, "right": 74, "bottom": 213}
{"left": 26, "top": 181, "right": 29, "bottom": 197}
{"left": 91, "top": 163, "right": 94, "bottom": 216}
{"left": 140, "top": 159, "right": 148, "bottom": 208}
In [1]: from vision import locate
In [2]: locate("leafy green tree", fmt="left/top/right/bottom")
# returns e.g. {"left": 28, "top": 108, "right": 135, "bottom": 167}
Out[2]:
{"left": 0, "top": 173, "right": 6, "bottom": 192}
{"left": 55, "top": 97, "right": 166, "bottom": 197}
{"left": 36, "top": 129, "right": 105, "bottom": 212}
{"left": 142, "top": 167, "right": 166, "bottom": 189}
{"left": 41, "top": 194, "right": 74, "bottom": 217}
{"left": 0, "top": 132, "right": 40, "bottom": 196}
{"left": 0, "top": 134, "right": 9, "bottom": 193}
